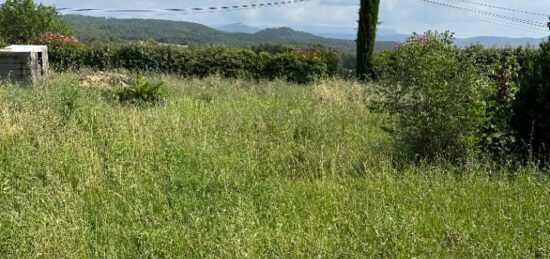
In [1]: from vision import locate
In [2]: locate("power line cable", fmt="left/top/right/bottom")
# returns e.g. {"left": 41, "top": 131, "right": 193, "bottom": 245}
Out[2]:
{"left": 417, "top": 0, "right": 548, "bottom": 33}
{"left": 441, "top": 0, "right": 550, "bottom": 18}
{"left": 57, "top": 0, "right": 311, "bottom": 14}
{"left": 419, "top": 0, "right": 547, "bottom": 28}
{"left": 416, "top": 0, "right": 548, "bottom": 36}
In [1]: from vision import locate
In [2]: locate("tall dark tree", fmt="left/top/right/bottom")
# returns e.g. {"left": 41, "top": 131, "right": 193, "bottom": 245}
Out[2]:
{"left": 356, "top": 0, "right": 380, "bottom": 80}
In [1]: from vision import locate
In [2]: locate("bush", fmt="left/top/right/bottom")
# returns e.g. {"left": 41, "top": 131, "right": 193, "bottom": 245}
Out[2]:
{"left": 0, "top": 0, "right": 68, "bottom": 44}
{"left": 251, "top": 43, "right": 294, "bottom": 55}
{"left": 264, "top": 53, "right": 327, "bottom": 84}
{"left": 113, "top": 75, "right": 164, "bottom": 105}
{"left": 31, "top": 35, "right": 89, "bottom": 71}
{"left": 292, "top": 45, "right": 342, "bottom": 77}
{"left": 43, "top": 41, "right": 332, "bottom": 84}
{"left": 373, "top": 50, "right": 396, "bottom": 79}
{"left": 377, "top": 31, "right": 489, "bottom": 162}
{"left": 513, "top": 30, "right": 550, "bottom": 160}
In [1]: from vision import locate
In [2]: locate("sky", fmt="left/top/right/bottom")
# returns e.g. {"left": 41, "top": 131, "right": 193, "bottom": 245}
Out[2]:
{"left": 34, "top": 0, "right": 550, "bottom": 38}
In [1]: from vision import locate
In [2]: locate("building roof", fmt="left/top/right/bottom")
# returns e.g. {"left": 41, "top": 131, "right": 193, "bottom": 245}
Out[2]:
{"left": 0, "top": 45, "right": 47, "bottom": 52}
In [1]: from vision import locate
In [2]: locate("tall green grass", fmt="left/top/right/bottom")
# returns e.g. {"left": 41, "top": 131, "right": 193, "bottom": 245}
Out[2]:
{"left": 0, "top": 73, "right": 549, "bottom": 257}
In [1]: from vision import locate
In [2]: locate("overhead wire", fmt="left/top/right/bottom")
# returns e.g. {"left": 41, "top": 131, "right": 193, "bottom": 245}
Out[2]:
{"left": 56, "top": 0, "right": 311, "bottom": 15}
{"left": 441, "top": 0, "right": 550, "bottom": 18}
{"left": 419, "top": 0, "right": 547, "bottom": 29}
{"left": 416, "top": 0, "right": 548, "bottom": 35}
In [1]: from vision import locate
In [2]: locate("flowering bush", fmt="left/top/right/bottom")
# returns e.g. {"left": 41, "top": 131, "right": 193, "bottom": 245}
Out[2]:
{"left": 34, "top": 32, "right": 80, "bottom": 44}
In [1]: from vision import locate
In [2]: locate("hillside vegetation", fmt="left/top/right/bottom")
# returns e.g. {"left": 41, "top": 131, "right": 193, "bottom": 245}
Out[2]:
{"left": 2, "top": 1, "right": 550, "bottom": 257}
{"left": 62, "top": 15, "right": 397, "bottom": 53}
{"left": 1, "top": 74, "right": 549, "bottom": 257}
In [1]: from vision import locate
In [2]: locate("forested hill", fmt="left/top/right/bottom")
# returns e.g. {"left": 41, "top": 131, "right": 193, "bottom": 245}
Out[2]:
{"left": 63, "top": 15, "right": 397, "bottom": 53}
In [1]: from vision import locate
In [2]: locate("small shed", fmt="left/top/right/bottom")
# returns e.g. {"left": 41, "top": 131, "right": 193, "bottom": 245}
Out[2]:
{"left": 0, "top": 45, "right": 48, "bottom": 85}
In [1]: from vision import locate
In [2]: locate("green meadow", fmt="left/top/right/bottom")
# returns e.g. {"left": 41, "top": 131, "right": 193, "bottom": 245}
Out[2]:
{"left": 0, "top": 73, "right": 549, "bottom": 257}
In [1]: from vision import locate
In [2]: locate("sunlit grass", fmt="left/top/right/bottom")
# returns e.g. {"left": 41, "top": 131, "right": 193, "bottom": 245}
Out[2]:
{"left": 0, "top": 73, "right": 549, "bottom": 257}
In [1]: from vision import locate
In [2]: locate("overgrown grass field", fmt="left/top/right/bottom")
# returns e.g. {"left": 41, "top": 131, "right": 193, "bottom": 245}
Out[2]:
{"left": 1, "top": 73, "right": 549, "bottom": 257}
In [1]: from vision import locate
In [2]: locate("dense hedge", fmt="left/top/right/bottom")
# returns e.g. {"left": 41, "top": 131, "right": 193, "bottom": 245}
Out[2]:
{"left": 373, "top": 30, "right": 550, "bottom": 164}
{"left": 513, "top": 37, "right": 550, "bottom": 160}
{"left": 34, "top": 40, "right": 340, "bottom": 84}
{"left": 457, "top": 43, "right": 550, "bottom": 160}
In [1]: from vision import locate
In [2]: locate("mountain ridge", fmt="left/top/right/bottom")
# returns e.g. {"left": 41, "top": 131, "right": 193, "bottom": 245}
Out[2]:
{"left": 62, "top": 15, "right": 397, "bottom": 54}
{"left": 216, "top": 22, "right": 546, "bottom": 48}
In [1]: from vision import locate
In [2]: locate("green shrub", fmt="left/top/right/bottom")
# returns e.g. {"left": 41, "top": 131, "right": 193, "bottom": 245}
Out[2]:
{"left": 191, "top": 46, "right": 257, "bottom": 78}
{"left": 373, "top": 50, "right": 396, "bottom": 79}
{"left": 83, "top": 46, "right": 113, "bottom": 70}
{"left": 264, "top": 53, "right": 327, "bottom": 84}
{"left": 0, "top": 0, "right": 69, "bottom": 44}
{"left": 378, "top": 31, "right": 489, "bottom": 162}
{"left": 113, "top": 75, "right": 164, "bottom": 105}
{"left": 31, "top": 39, "right": 89, "bottom": 71}
{"left": 251, "top": 43, "right": 294, "bottom": 54}
{"left": 113, "top": 43, "right": 174, "bottom": 73}
{"left": 294, "top": 45, "right": 342, "bottom": 77}
{"left": 44, "top": 41, "right": 331, "bottom": 84}
{"left": 479, "top": 56, "right": 520, "bottom": 155}
{"left": 513, "top": 29, "right": 550, "bottom": 160}
{"left": 453, "top": 44, "right": 542, "bottom": 158}
{"left": 460, "top": 44, "right": 539, "bottom": 85}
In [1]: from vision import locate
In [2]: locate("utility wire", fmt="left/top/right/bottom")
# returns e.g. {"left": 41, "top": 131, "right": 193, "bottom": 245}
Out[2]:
{"left": 441, "top": 0, "right": 550, "bottom": 18}
{"left": 419, "top": 0, "right": 547, "bottom": 28}
{"left": 57, "top": 0, "right": 311, "bottom": 14}
{"left": 417, "top": 0, "right": 548, "bottom": 35}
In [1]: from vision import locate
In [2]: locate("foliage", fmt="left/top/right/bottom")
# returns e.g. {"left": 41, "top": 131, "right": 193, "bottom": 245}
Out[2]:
{"left": 377, "top": 31, "right": 490, "bottom": 161}
{"left": 34, "top": 32, "right": 80, "bottom": 44}
{"left": 293, "top": 45, "right": 342, "bottom": 76}
{"left": 0, "top": 35, "right": 6, "bottom": 48}
{"left": 0, "top": 0, "right": 68, "bottom": 44}
{"left": 113, "top": 75, "right": 164, "bottom": 104}
{"left": 263, "top": 53, "right": 328, "bottom": 84}
{"left": 251, "top": 43, "right": 294, "bottom": 54}
{"left": 31, "top": 37, "right": 89, "bottom": 71}
{"left": 479, "top": 56, "right": 521, "bottom": 155}
{"left": 356, "top": 0, "right": 381, "bottom": 80}
{"left": 512, "top": 26, "right": 550, "bottom": 161}
{"left": 460, "top": 44, "right": 539, "bottom": 84}
{"left": 39, "top": 41, "right": 334, "bottom": 84}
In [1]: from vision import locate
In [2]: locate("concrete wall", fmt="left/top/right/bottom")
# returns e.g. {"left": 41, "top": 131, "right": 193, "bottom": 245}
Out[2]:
{"left": 0, "top": 45, "right": 48, "bottom": 85}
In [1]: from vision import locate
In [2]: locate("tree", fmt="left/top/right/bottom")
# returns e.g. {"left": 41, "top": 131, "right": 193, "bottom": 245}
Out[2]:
{"left": 356, "top": 0, "right": 380, "bottom": 80}
{"left": 0, "top": 0, "right": 68, "bottom": 44}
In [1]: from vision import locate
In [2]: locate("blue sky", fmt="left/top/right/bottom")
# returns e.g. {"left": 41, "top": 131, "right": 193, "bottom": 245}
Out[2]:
{"left": 35, "top": 0, "right": 550, "bottom": 38}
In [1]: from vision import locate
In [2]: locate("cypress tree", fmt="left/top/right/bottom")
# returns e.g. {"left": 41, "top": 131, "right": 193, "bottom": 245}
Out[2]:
{"left": 356, "top": 0, "right": 380, "bottom": 80}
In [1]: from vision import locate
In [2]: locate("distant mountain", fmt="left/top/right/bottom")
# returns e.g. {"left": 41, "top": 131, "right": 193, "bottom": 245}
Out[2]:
{"left": 317, "top": 28, "right": 408, "bottom": 42}
{"left": 277, "top": 24, "right": 545, "bottom": 48}
{"left": 454, "top": 37, "right": 544, "bottom": 48}
{"left": 63, "top": 15, "right": 398, "bottom": 54}
{"left": 217, "top": 23, "right": 260, "bottom": 34}
{"left": 315, "top": 31, "right": 544, "bottom": 48}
